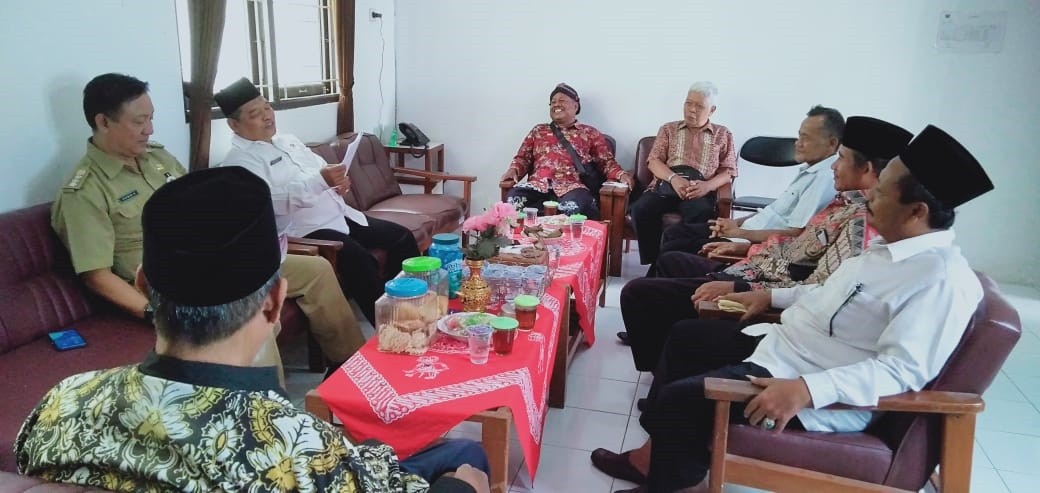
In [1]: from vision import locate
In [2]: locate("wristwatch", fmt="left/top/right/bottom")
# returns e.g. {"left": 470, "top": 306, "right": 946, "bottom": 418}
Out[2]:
{"left": 143, "top": 303, "right": 155, "bottom": 325}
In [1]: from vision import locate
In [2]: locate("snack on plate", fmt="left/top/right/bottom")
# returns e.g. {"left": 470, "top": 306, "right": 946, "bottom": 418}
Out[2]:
{"left": 439, "top": 312, "right": 496, "bottom": 340}
{"left": 716, "top": 299, "right": 748, "bottom": 313}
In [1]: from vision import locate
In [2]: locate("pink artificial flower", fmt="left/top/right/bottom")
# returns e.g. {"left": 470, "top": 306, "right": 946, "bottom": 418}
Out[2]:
{"left": 491, "top": 202, "right": 517, "bottom": 222}
{"left": 462, "top": 215, "right": 485, "bottom": 232}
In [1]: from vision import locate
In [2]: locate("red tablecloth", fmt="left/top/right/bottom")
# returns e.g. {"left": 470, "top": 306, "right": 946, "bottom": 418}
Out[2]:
{"left": 514, "top": 219, "right": 606, "bottom": 345}
{"left": 317, "top": 221, "right": 606, "bottom": 478}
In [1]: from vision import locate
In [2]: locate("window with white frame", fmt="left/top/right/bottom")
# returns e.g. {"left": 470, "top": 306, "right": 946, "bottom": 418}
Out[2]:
{"left": 175, "top": 0, "right": 338, "bottom": 115}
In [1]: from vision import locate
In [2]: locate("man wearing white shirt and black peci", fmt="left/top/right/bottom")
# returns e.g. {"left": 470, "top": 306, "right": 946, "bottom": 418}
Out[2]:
{"left": 591, "top": 125, "right": 994, "bottom": 493}
{"left": 215, "top": 78, "right": 420, "bottom": 325}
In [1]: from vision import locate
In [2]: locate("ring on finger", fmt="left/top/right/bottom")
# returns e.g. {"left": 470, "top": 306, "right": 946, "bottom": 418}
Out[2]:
{"left": 762, "top": 417, "right": 776, "bottom": 430}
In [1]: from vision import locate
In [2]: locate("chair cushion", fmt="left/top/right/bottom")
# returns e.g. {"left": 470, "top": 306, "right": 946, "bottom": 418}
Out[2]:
{"left": 348, "top": 135, "right": 403, "bottom": 211}
{"left": 368, "top": 194, "right": 464, "bottom": 234}
{"left": 364, "top": 210, "right": 435, "bottom": 251}
{"left": 727, "top": 424, "right": 893, "bottom": 485}
{"left": 0, "top": 315, "right": 155, "bottom": 472}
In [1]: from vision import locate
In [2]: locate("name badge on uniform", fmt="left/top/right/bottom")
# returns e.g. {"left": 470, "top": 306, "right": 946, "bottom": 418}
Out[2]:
{"left": 270, "top": 157, "right": 283, "bottom": 166}
{"left": 118, "top": 190, "right": 139, "bottom": 203}
{"left": 817, "top": 230, "right": 829, "bottom": 246}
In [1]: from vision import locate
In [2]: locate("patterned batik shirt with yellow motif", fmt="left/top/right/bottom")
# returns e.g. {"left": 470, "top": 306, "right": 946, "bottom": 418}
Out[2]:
{"left": 722, "top": 191, "right": 876, "bottom": 290}
{"left": 15, "top": 353, "right": 430, "bottom": 493}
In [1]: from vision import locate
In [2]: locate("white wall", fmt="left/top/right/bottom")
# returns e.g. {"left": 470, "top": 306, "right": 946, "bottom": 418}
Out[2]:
{"left": 0, "top": 0, "right": 391, "bottom": 210}
{"left": 395, "top": 0, "right": 1040, "bottom": 285}
{"left": 0, "top": 0, "right": 189, "bottom": 212}
{"left": 353, "top": 0, "right": 397, "bottom": 140}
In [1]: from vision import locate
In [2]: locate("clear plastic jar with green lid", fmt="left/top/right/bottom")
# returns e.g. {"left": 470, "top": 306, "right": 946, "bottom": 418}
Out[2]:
{"left": 401, "top": 256, "right": 449, "bottom": 316}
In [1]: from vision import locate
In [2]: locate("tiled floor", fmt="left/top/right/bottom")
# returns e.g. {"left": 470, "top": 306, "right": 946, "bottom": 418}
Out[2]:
{"left": 283, "top": 247, "right": 1040, "bottom": 493}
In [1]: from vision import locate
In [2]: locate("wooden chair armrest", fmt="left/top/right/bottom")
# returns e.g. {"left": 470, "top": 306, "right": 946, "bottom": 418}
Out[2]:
{"left": 287, "top": 237, "right": 345, "bottom": 250}
{"left": 707, "top": 251, "right": 745, "bottom": 264}
{"left": 394, "top": 167, "right": 478, "bottom": 183}
{"left": 287, "top": 236, "right": 344, "bottom": 273}
{"left": 598, "top": 182, "right": 631, "bottom": 198}
{"left": 716, "top": 181, "right": 733, "bottom": 219}
{"left": 704, "top": 378, "right": 984, "bottom": 415}
{"left": 696, "top": 300, "right": 782, "bottom": 324}
{"left": 287, "top": 244, "right": 319, "bottom": 256}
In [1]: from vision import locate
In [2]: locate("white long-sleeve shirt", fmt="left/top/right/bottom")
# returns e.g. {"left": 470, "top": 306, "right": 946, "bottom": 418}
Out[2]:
{"left": 741, "top": 154, "right": 837, "bottom": 230}
{"left": 743, "top": 229, "right": 982, "bottom": 432}
{"left": 220, "top": 133, "right": 368, "bottom": 238}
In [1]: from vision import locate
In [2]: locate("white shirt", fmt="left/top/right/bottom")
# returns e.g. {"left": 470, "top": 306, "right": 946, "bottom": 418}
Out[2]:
{"left": 743, "top": 230, "right": 982, "bottom": 432}
{"left": 741, "top": 154, "right": 837, "bottom": 230}
{"left": 220, "top": 134, "right": 368, "bottom": 238}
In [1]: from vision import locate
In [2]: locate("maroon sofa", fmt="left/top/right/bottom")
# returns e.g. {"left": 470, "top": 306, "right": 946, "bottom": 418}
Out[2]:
{"left": 0, "top": 203, "right": 313, "bottom": 473}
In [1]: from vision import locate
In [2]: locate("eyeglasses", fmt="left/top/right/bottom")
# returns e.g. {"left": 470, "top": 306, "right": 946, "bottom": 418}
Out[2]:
{"left": 829, "top": 282, "right": 864, "bottom": 337}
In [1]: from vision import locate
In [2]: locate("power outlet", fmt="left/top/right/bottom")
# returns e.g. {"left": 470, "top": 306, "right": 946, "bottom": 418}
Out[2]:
{"left": 369, "top": 9, "right": 382, "bottom": 20}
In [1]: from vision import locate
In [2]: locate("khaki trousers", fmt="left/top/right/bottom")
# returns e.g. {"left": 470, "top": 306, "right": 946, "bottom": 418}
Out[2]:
{"left": 254, "top": 254, "right": 366, "bottom": 386}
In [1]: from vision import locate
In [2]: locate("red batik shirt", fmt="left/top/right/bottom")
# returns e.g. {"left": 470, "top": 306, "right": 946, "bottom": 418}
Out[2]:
{"left": 507, "top": 122, "right": 626, "bottom": 196}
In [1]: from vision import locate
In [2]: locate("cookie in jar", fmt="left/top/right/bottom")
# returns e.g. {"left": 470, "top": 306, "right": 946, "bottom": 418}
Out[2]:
{"left": 376, "top": 278, "right": 439, "bottom": 355}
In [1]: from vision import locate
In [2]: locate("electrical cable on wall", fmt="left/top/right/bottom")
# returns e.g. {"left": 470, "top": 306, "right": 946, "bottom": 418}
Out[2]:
{"left": 376, "top": 15, "right": 385, "bottom": 141}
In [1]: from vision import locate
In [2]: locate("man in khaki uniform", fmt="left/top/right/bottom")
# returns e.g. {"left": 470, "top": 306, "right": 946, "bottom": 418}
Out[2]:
{"left": 51, "top": 73, "right": 364, "bottom": 380}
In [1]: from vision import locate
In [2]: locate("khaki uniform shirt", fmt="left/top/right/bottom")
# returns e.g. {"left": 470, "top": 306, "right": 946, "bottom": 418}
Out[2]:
{"left": 51, "top": 140, "right": 186, "bottom": 281}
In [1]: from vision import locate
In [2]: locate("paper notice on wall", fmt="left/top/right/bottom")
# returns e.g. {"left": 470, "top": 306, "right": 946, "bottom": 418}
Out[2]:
{"left": 936, "top": 11, "right": 1007, "bottom": 53}
{"left": 340, "top": 136, "right": 362, "bottom": 173}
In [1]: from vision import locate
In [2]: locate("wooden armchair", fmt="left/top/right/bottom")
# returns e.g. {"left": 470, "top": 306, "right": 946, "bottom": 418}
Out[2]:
{"left": 617, "top": 136, "right": 733, "bottom": 277}
{"left": 702, "top": 272, "right": 1021, "bottom": 493}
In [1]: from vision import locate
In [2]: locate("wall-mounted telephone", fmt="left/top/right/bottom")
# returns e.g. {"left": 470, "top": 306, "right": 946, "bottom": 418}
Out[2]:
{"left": 399, "top": 122, "right": 430, "bottom": 147}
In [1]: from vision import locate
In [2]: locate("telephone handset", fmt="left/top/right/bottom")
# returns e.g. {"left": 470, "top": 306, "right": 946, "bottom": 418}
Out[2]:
{"left": 398, "top": 123, "right": 431, "bottom": 147}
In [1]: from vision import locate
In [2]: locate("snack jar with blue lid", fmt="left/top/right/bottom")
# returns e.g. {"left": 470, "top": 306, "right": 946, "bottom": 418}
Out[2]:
{"left": 376, "top": 278, "right": 440, "bottom": 355}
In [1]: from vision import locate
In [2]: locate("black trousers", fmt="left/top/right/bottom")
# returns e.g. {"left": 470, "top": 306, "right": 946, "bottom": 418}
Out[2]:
{"left": 642, "top": 362, "right": 772, "bottom": 492}
{"left": 306, "top": 216, "right": 420, "bottom": 325}
{"left": 659, "top": 221, "right": 731, "bottom": 258}
{"left": 505, "top": 186, "right": 599, "bottom": 220}
{"left": 620, "top": 253, "right": 727, "bottom": 371}
{"left": 645, "top": 319, "right": 763, "bottom": 401}
{"left": 630, "top": 192, "right": 716, "bottom": 264}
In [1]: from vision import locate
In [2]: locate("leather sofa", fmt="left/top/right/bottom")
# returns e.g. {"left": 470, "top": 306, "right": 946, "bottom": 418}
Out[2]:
{"left": 0, "top": 204, "right": 313, "bottom": 473}
{"left": 306, "top": 132, "right": 475, "bottom": 255}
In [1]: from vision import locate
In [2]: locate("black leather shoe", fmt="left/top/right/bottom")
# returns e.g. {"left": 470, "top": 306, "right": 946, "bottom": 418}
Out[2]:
{"left": 591, "top": 448, "right": 647, "bottom": 484}
{"left": 616, "top": 331, "right": 631, "bottom": 345}
{"left": 636, "top": 398, "right": 648, "bottom": 412}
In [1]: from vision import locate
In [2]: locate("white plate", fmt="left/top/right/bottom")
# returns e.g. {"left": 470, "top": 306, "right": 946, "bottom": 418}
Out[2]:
{"left": 437, "top": 312, "right": 495, "bottom": 341}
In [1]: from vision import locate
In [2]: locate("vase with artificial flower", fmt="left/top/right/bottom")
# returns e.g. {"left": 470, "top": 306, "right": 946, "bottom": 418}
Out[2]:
{"left": 457, "top": 202, "right": 516, "bottom": 312}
